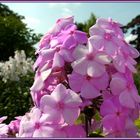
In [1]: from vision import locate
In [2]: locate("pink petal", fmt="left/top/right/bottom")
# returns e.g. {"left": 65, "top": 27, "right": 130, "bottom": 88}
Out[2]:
{"left": 129, "top": 46, "right": 140, "bottom": 58}
{"left": 87, "top": 61, "right": 105, "bottom": 77}
{"left": 97, "top": 18, "right": 110, "bottom": 28}
{"left": 59, "top": 49, "right": 73, "bottom": 62}
{"left": 40, "top": 48, "right": 55, "bottom": 60}
{"left": 127, "top": 62, "right": 137, "bottom": 73}
{"left": 31, "top": 108, "right": 41, "bottom": 122}
{"left": 33, "top": 126, "right": 55, "bottom": 137}
{"left": 131, "top": 87, "right": 140, "bottom": 103}
{"left": 91, "top": 72, "right": 109, "bottom": 90}
{"left": 41, "top": 111, "right": 62, "bottom": 124}
{"left": 68, "top": 72, "right": 84, "bottom": 92}
{"left": 74, "top": 30, "right": 87, "bottom": 44}
{"left": 65, "top": 125, "right": 86, "bottom": 138}
{"left": 100, "top": 100, "right": 117, "bottom": 116}
{"left": 63, "top": 108, "right": 80, "bottom": 125}
{"left": 0, "top": 116, "right": 7, "bottom": 123}
{"left": 63, "top": 35, "right": 76, "bottom": 49}
{"left": 95, "top": 52, "right": 112, "bottom": 64}
{"left": 51, "top": 84, "right": 67, "bottom": 102}
{"left": 110, "top": 77, "right": 127, "bottom": 95}
{"left": 113, "top": 55, "right": 126, "bottom": 73}
{"left": 30, "top": 77, "right": 44, "bottom": 92}
{"left": 64, "top": 89, "right": 82, "bottom": 107}
{"left": 72, "top": 44, "right": 88, "bottom": 60}
{"left": 52, "top": 52, "right": 64, "bottom": 68}
{"left": 104, "top": 41, "right": 117, "bottom": 56}
{"left": 72, "top": 58, "right": 88, "bottom": 75}
{"left": 102, "top": 114, "right": 117, "bottom": 131}
{"left": 81, "top": 81, "right": 101, "bottom": 99}
{"left": 40, "top": 95, "right": 56, "bottom": 113}
{"left": 119, "top": 90, "right": 135, "bottom": 109}
{"left": 88, "top": 36, "right": 103, "bottom": 50}
{"left": 89, "top": 25, "right": 104, "bottom": 36}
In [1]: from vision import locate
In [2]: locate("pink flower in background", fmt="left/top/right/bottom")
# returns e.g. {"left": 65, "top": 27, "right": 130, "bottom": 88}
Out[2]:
{"left": 89, "top": 24, "right": 122, "bottom": 57}
{"left": 72, "top": 43, "right": 111, "bottom": 77}
{"left": 96, "top": 18, "right": 124, "bottom": 38}
{"left": 100, "top": 97, "right": 129, "bottom": 133}
{"left": 38, "top": 16, "right": 74, "bottom": 49}
{"left": 110, "top": 72, "right": 140, "bottom": 109}
{"left": 68, "top": 71, "right": 109, "bottom": 99}
{"left": 40, "top": 84, "right": 82, "bottom": 125}
{"left": 113, "top": 50, "right": 137, "bottom": 73}
{"left": 49, "top": 16, "right": 74, "bottom": 35}
{"left": 9, "top": 116, "right": 21, "bottom": 135}
{"left": 0, "top": 116, "right": 8, "bottom": 137}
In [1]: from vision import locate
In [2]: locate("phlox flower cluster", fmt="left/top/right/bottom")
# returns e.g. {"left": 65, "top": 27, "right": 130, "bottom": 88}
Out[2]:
{"left": 1, "top": 16, "right": 140, "bottom": 138}
{"left": 0, "top": 50, "right": 33, "bottom": 82}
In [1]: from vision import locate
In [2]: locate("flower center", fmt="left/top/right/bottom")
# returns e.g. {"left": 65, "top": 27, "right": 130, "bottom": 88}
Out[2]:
{"left": 86, "top": 75, "right": 92, "bottom": 81}
{"left": 56, "top": 19, "right": 61, "bottom": 23}
{"left": 86, "top": 53, "right": 94, "bottom": 61}
{"left": 58, "top": 101, "right": 65, "bottom": 110}
{"left": 116, "top": 111, "right": 121, "bottom": 116}
{"left": 56, "top": 47, "right": 60, "bottom": 52}
{"left": 104, "top": 33, "right": 112, "bottom": 41}
{"left": 127, "top": 83, "right": 132, "bottom": 90}
{"left": 35, "top": 122, "right": 41, "bottom": 129}
{"left": 70, "top": 30, "right": 75, "bottom": 35}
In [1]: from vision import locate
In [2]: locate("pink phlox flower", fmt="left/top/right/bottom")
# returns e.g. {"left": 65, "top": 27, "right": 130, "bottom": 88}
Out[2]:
{"left": 104, "top": 118, "right": 138, "bottom": 138}
{"left": 38, "top": 16, "right": 74, "bottom": 50}
{"left": 18, "top": 107, "right": 62, "bottom": 137}
{"left": 113, "top": 47, "right": 138, "bottom": 73}
{"left": 72, "top": 43, "right": 111, "bottom": 77}
{"left": 49, "top": 16, "right": 74, "bottom": 35}
{"left": 40, "top": 84, "right": 82, "bottom": 125}
{"left": 110, "top": 71, "right": 140, "bottom": 109}
{"left": 89, "top": 24, "right": 123, "bottom": 57}
{"left": 68, "top": 71, "right": 109, "bottom": 99}
{"left": 58, "top": 24, "right": 88, "bottom": 49}
{"left": 100, "top": 96, "right": 130, "bottom": 133}
{"left": 96, "top": 18, "right": 124, "bottom": 38}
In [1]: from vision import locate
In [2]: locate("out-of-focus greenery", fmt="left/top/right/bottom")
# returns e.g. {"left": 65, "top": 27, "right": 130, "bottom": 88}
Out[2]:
{"left": 134, "top": 64, "right": 140, "bottom": 95}
{"left": 0, "top": 72, "right": 34, "bottom": 123}
{"left": 76, "top": 13, "right": 96, "bottom": 36}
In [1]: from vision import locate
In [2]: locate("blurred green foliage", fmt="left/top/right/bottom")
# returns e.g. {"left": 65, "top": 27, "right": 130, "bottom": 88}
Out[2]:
{"left": 134, "top": 64, "right": 140, "bottom": 95}
{"left": 0, "top": 72, "right": 34, "bottom": 123}
{"left": 76, "top": 13, "right": 96, "bottom": 36}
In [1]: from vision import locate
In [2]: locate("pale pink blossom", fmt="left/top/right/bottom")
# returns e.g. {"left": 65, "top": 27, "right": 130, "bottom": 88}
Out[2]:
{"left": 72, "top": 43, "right": 111, "bottom": 77}
{"left": 40, "top": 84, "right": 82, "bottom": 125}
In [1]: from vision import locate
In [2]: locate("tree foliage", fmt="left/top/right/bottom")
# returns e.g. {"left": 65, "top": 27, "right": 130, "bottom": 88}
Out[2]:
{"left": 0, "top": 3, "right": 41, "bottom": 61}
{"left": 76, "top": 13, "right": 96, "bottom": 35}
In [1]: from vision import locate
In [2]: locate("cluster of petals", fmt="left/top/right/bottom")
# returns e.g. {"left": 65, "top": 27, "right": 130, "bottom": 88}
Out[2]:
{"left": 3, "top": 16, "right": 140, "bottom": 138}
{"left": 20, "top": 17, "right": 140, "bottom": 137}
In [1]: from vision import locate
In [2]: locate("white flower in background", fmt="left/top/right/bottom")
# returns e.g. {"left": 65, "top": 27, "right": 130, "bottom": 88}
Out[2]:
{"left": 0, "top": 50, "right": 34, "bottom": 83}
